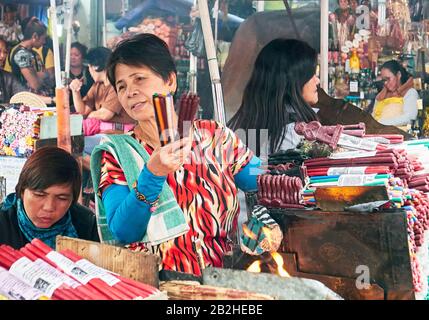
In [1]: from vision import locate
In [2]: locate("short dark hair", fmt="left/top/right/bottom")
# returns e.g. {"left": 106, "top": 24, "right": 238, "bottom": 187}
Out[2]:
{"left": 15, "top": 147, "right": 82, "bottom": 204}
{"left": 22, "top": 17, "right": 47, "bottom": 40}
{"left": 380, "top": 60, "right": 410, "bottom": 85}
{"left": 85, "top": 47, "right": 112, "bottom": 72}
{"left": 107, "top": 33, "right": 177, "bottom": 90}
{"left": 71, "top": 42, "right": 88, "bottom": 59}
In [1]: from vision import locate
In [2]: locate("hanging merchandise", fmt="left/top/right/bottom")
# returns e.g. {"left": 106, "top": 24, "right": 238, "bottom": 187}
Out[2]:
{"left": 0, "top": 106, "right": 41, "bottom": 158}
{"left": 184, "top": 18, "right": 206, "bottom": 58}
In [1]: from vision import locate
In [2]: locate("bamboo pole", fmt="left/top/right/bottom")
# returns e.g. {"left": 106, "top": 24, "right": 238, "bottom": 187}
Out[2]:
{"left": 189, "top": 0, "right": 198, "bottom": 94}
{"left": 64, "top": 0, "right": 75, "bottom": 83}
{"left": 102, "top": 0, "right": 107, "bottom": 47}
{"left": 197, "top": 0, "right": 226, "bottom": 125}
{"left": 213, "top": 0, "right": 219, "bottom": 48}
{"left": 320, "top": 0, "right": 329, "bottom": 92}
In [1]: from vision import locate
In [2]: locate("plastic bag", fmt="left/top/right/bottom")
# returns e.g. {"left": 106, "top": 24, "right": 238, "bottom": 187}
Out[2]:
{"left": 184, "top": 18, "right": 206, "bottom": 58}
{"left": 240, "top": 205, "right": 283, "bottom": 256}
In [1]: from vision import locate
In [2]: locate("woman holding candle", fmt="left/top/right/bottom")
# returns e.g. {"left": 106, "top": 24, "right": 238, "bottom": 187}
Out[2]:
{"left": 0, "top": 147, "right": 100, "bottom": 250}
{"left": 91, "top": 33, "right": 263, "bottom": 276}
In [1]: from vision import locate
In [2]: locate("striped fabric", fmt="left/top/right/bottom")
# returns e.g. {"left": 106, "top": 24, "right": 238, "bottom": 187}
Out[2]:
{"left": 96, "top": 120, "right": 253, "bottom": 275}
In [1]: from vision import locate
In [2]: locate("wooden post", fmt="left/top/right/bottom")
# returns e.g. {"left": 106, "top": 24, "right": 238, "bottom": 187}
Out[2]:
{"left": 55, "top": 87, "right": 72, "bottom": 153}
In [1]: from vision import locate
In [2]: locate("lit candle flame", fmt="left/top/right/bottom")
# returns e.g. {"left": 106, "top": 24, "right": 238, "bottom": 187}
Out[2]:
{"left": 246, "top": 260, "right": 261, "bottom": 273}
{"left": 271, "top": 252, "right": 290, "bottom": 277}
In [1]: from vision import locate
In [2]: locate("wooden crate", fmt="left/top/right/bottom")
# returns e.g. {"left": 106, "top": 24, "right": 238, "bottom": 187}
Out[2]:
{"left": 56, "top": 236, "right": 161, "bottom": 288}
{"left": 269, "top": 209, "right": 416, "bottom": 300}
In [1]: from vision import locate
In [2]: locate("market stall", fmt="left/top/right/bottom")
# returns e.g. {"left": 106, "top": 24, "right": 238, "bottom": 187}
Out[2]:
{"left": 326, "top": 0, "right": 429, "bottom": 137}
{"left": 233, "top": 120, "right": 429, "bottom": 300}
{"left": 0, "top": 102, "right": 83, "bottom": 195}
{"left": 0, "top": 0, "right": 82, "bottom": 198}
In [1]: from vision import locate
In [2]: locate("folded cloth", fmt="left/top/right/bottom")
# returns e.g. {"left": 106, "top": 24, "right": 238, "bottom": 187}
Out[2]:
{"left": 91, "top": 134, "right": 189, "bottom": 246}
{"left": 83, "top": 118, "right": 101, "bottom": 136}
{"left": 240, "top": 205, "right": 283, "bottom": 255}
{"left": 99, "top": 121, "right": 135, "bottom": 133}
{"left": 83, "top": 119, "right": 136, "bottom": 136}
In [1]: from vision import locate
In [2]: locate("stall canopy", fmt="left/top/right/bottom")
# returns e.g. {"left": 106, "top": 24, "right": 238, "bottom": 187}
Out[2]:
{"left": 114, "top": 0, "right": 243, "bottom": 31}
{"left": 1, "top": 0, "right": 62, "bottom": 5}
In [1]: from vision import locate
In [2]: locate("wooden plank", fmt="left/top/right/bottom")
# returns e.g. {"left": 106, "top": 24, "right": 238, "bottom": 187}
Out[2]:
{"left": 270, "top": 209, "right": 416, "bottom": 300}
{"left": 281, "top": 253, "right": 385, "bottom": 300}
{"left": 56, "top": 236, "right": 161, "bottom": 288}
{"left": 160, "top": 281, "right": 274, "bottom": 300}
{"left": 55, "top": 85, "right": 72, "bottom": 153}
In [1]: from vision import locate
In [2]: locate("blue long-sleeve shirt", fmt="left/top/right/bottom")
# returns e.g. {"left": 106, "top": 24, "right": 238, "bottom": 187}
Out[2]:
{"left": 102, "top": 155, "right": 262, "bottom": 244}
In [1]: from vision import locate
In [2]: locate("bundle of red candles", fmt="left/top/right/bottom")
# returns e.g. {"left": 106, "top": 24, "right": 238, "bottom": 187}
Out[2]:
{"left": 257, "top": 174, "right": 304, "bottom": 209}
{"left": 153, "top": 92, "right": 200, "bottom": 146}
{"left": 177, "top": 92, "right": 200, "bottom": 139}
{"left": 0, "top": 239, "right": 165, "bottom": 300}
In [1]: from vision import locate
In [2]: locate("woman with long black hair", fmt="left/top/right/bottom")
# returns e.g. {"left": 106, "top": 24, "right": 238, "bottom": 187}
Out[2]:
{"left": 228, "top": 38, "right": 320, "bottom": 160}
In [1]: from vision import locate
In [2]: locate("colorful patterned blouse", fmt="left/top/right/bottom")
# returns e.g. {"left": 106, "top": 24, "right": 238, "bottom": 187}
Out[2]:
{"left": 99, "top": 120, "right": 253, "bottom": 275}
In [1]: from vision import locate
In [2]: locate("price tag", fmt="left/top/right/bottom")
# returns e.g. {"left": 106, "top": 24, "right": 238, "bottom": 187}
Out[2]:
{"left": 417, "top": 99, "right": 423, "bottom": 111}
{"left": 349, "top": 81, "right": 358, "bottom": 93}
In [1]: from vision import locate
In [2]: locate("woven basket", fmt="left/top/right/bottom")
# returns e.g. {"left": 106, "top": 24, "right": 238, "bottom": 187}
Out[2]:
{"left": 10, "top": 91, "right": 47, "bottom": 108}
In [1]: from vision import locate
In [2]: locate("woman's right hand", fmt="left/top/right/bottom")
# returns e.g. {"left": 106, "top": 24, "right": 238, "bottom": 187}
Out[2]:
{"left": 69, "top": 79, "right": 83, "bottom": 92}
{"left": 146, "top": 137, "right": 192, "bottom": 176}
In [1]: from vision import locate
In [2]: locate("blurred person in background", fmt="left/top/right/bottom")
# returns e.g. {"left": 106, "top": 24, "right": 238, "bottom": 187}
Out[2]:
{"left": 4, "top": 17, "right": 52, "bottom": 95}
{"left": 0, "top": 36, "right": 52, "bottom": 105}
{"left": 70, "top": 47, "right": 135, "bottom": 169}
{"left": 0, "top": 4, "right": 23, "bottom": 46}
{"left": 68, "top": 41, "right": 94, "bottom": 111}
{"left": 32, "top": 34, "right": 55, "bottom": 90}
{"left": 0, "top": 36, "right": 9, "bottom": 69}
{"left": 372, "top": 60, "right": 418, "bottom": 131}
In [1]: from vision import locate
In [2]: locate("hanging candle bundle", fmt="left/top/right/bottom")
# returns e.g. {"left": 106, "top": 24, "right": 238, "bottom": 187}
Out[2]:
{"left": 177, "top": 92, "right": 200, "bottom": 139}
